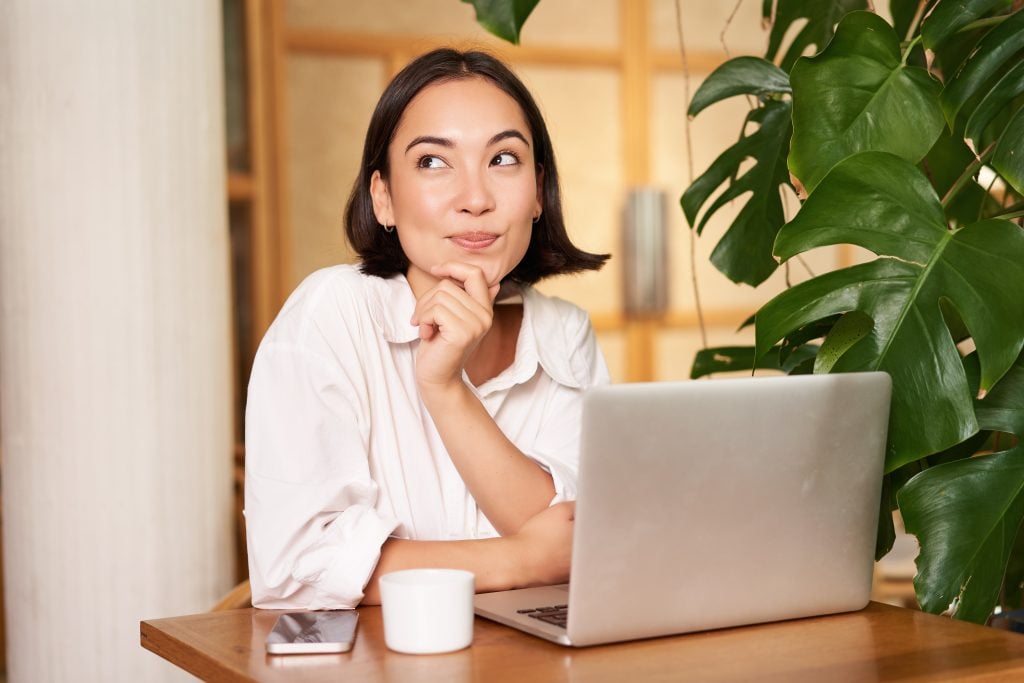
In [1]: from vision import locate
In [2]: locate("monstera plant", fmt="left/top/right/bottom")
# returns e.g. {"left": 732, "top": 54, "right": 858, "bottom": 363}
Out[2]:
{"left": 467, "top": 0, "right": 1024, "bottom": 623}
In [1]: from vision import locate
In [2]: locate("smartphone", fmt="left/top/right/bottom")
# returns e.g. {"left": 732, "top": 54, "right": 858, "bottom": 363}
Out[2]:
{"left": 265, "top": 611, "right": 359, "bottom": 654}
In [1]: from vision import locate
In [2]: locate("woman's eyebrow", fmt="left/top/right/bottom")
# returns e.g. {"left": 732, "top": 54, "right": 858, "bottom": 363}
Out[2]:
{"left": 489, "top": 129, "right": 529, "bottom": 147}
{"left": 404, "top": 130, "right": 530, "bottom": 154}
{"left": 405, "top": 135, "right": 453, "bottom": 153}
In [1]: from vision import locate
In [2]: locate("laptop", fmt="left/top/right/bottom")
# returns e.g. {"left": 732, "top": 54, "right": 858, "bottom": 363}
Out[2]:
{"left": 474, "top": 372, "right": 892, "bottom": 646}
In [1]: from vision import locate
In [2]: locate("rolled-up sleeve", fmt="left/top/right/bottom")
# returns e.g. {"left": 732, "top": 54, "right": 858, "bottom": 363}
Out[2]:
{"left": 525, "top": 314, "right": 610, "bottom": 505}
{"left": 244, "top": 341, "right": 399, "bottom": 609}
{"left": 522, "top": 383, "right": 587, "bottom": 505}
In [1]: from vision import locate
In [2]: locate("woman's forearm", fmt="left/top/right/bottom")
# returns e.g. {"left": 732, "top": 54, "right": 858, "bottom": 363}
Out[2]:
{"left": 360, "top": 502, "right": 575, "bottom": 605}
{"left": 419, "top": 381, "right": 555, "bottom": 536}
{"left": 360, "top": 536, "right": 522, "bottom": 605}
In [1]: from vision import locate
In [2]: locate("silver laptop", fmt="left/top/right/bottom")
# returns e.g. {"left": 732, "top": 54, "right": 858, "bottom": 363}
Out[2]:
{"left": 474, "top": 372, "right": 892, "bottom": 646}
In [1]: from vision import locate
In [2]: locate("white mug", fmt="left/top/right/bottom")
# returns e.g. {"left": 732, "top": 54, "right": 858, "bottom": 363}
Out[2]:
{"left": 378, "top": 568, "right": 475, "bottom": 654}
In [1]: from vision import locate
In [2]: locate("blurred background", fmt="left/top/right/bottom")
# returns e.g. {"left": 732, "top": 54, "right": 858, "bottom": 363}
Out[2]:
{"left": 0, "top": 0, "right": 913, "bottom": 679}
{"left": 223, "top": 0, "right": 850, "bottom": 399}
{"left": 221, "top": 0, "right": 898, "bottom": 625}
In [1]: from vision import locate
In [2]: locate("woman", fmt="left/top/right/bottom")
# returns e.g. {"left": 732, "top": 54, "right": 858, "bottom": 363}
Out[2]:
{"left": 245, "top": 48, "right": 610, "bottom": 609}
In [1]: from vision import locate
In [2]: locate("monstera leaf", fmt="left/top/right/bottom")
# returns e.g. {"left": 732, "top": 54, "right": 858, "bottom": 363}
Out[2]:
{"left": 762, "top": 0, "right": 867, "bottom": 71}
{"left": 899, "top": 354, "right": 1024, "bottom": 622}
{"left": 788, "top": 11, "right": 944, "bottom": 194}
{"left": 993, "top": 107, "right": 1024, "bottom": 196}
{"left": 812, "top": 311, "right": 872, "bottom": 374}
{"left": 920, "top": 0, "right": 1008, "bottom": 49}
{"left": 682, "top": 59, "right": 792, "bottom": 287}
{"left": 689, "top": 344, "right": 816, "bottom": 379}
{"left": 1005, "top": 520, "right": 1024, "bottom": 610}
{"left": 940, "top": 9, "right": 1024, "bottom": 130}
{"left": 963, "top": 59, "right": 1024, "bottom": 146}
{"left": 461, "top": 0, "right": 540, "bottom": 43}
{"left": 755, "top": 151, "right": 1024, "bottom": 470}
{"left": 687, "top": 57, "right": 791, "bottom": 115}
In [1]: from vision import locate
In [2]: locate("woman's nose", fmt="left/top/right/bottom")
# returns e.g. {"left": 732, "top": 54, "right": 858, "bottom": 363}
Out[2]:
{"left": 455, "top": 169, "right": 495, "bottom": 216}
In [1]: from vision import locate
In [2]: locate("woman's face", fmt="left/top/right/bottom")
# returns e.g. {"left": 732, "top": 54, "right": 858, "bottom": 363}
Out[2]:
{"left": 370, "top": 77, "right": 542, "bottom": 296}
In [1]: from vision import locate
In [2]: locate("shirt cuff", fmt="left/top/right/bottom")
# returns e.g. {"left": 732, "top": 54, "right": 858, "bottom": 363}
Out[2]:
{"left": 292, "top": 505, "right": 400, "bottom": 609}
{"left": 525, "top": 451, "right": 578, "bottom": 505}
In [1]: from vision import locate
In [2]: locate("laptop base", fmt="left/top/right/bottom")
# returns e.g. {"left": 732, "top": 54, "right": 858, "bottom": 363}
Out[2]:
{"left": 474, "top": 585, "right": 573, "bottom": 646}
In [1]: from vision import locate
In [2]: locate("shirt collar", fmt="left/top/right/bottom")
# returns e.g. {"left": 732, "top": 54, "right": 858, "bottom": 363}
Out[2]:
{"left": 366, "top": 273, "right": 585, "bottom": 390}
{"left": 519, "top": 286, "right": 586, "bottom": 389}
{"left": 368, "top": 273, "right": 420, "bottom": 344}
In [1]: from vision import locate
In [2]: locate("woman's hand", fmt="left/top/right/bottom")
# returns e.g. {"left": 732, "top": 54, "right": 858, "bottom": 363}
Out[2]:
{"left": 411, "top": 262, "right": 500, "bottom": 390}
{"left": 509, "top": 501, "right": 575, "bottom": 586}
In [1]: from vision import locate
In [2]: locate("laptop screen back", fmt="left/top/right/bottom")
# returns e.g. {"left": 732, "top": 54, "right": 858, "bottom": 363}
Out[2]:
{"left": 567, "top": 372, "right": 891, "bottom": 645}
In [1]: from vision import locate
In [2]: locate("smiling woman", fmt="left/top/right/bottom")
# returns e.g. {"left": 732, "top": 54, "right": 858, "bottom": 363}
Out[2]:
{"left": 370, "top": 77, "right": 538, "bottom": 295}
{"left": 347, "top": 49, "right": 607, "bottom": 285}
{"left": 244, "top": 48, "right": 610, "bottom": 610}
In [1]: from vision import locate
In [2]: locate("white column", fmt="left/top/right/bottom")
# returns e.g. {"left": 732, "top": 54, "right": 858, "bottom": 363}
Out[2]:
{"left": 0, "top": 2, "right": 235, "bottom": 681}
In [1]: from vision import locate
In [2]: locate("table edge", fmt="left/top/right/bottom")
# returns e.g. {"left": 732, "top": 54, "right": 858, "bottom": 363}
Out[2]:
{"left": 140, "top": 618, "right": 258, "bottom": 683}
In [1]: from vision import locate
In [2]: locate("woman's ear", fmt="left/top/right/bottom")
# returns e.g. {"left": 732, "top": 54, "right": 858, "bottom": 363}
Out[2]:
{"left": 369, "top": 170, "right": 394, "bottom": 227}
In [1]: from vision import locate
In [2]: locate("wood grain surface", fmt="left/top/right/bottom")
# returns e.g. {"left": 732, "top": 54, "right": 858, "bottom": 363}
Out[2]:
{"left": 141, "top": 602, "right": 1024, "bottom": 682}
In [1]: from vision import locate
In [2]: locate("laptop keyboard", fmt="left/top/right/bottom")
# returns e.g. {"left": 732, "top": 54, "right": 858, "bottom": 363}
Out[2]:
{"left": 517, "top": 604, "right": 568, "bottom": 629}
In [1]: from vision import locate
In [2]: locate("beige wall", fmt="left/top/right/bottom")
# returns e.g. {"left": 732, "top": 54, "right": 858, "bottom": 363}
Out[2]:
{"left": 278, "top": 0, "right": 848, "bottom": 381}
{"left": 1, "top": 2, "right": 234, "bottom": 679}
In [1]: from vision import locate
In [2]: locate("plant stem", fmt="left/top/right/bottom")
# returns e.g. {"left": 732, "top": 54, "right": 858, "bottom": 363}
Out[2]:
{"left": 904, "top": 0, "right": 928, "bottom": 42}
{"left": 674, "top": 0, "right": 708, "bottom": 350}
{"left": 719, "top": 0, "right": 744, "bottom": 58}
{"left": 796, "top": 255, "right": 816, "bottom": 278}
{"left": 901, "top": 35, "right": 922, "bottom": 65}
{"left": 994, "top": 207, "right": 1024, "bottom": 221}
{"left": 998, "top": 199, "right": 1024, "bottom": 214}
{"left": 940, "top": 142, "right": 997, "bottom": 208}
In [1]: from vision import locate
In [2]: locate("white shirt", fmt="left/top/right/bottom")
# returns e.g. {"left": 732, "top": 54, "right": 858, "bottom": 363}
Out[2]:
{"left": 244, "top": 264, "right": 609, "bottom": 609}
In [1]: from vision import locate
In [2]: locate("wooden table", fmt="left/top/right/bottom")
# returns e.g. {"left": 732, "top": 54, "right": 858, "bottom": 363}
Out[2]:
{"left": 141, "top": 602, "right": 1024, "bottom": 682}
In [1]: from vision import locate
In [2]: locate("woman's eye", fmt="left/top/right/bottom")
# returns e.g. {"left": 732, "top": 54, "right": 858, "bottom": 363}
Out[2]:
{"left": 417, "top": 155, "right": 447, "bottom": 169}
{"left": 492, "top": 152, "right": 520, "bottom": 167}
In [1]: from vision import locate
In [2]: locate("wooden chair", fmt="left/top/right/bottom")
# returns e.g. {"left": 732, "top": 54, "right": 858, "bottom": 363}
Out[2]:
{"left": 212, "top": 580, "right": 252, "bottom": 611}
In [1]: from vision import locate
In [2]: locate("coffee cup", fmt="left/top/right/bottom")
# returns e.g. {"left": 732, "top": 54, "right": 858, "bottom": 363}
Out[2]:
{"left": 378, "top": 568, "right": 475, "bottom": 654}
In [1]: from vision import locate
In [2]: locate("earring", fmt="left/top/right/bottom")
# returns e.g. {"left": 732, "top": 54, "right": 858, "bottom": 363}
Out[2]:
{"left": 383, "top": 224, "right": 395, "bottom": 233}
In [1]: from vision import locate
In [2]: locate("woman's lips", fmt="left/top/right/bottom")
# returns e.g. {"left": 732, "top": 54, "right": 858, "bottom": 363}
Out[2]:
{"left": 448, "top": 232, "right": 498, "bottom": 250}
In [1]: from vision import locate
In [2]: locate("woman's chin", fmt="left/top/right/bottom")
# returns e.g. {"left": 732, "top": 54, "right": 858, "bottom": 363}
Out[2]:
{"left": 485, "top": 263, "right": 517, "bottom": 288}
{"left": 450, "top": 256, "right": 506, "bottom": 288}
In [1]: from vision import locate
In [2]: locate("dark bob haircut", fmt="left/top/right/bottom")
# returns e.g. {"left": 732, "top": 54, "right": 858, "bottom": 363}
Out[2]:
{"left": 344, "top": 48, "right": 609, "bottom": 285}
